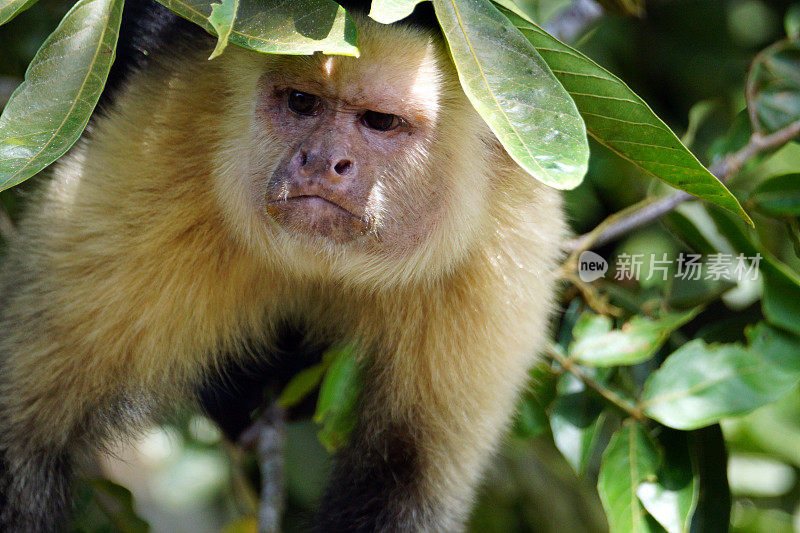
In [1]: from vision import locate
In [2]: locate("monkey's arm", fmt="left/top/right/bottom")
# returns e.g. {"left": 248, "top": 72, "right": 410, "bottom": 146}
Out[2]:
{"left": 315, "top": 253, "right": 557, "bottom": 532}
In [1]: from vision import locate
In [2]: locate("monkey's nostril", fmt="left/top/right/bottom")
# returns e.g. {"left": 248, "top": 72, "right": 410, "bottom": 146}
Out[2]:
{"left": 299, "top": 150, "right": 308, "bottom": 166}
{"left": 334, "top": 159, "right": 352, "bottom": 175}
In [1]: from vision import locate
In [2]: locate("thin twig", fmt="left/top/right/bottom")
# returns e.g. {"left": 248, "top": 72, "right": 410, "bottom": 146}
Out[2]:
{"left": 240, "top": 400, "right": 286, "bottom": 533}
{"left": 545, "top": 344, "right": 644, "bottom": 421}
{"left": 565, "top": 118, "right": 800, "bottom": 254}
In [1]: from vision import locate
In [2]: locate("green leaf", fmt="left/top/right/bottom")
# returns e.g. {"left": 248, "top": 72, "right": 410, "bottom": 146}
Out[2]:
{"left": 313, "top": 345, "right": 362, "bottom": 451}
{"left": 156, "top": 0, "right": 359, "bottom": 56}
{"left": 637, "top": 430, "right": 699, "bottom": 533}
{"left": 786, "top": 4, "right": 800, "bottom": 41}
{"left": 747, "top": 173, "right": 800, "bottom": 217}
{"left": 747, "top": 40, "right": 800, "bottom": 135}
{"left": 369, "top": 0, "right": 425, "bottom": 24}
{"left": 598, "top": 420, "right": 663, "bottom": 533}
{"left": 0, "top": 0, "right": 123, "bottom": 191}
{"left": 512, "top": 362, "right": 557, "bottom": 437}
{"left": 746, "top": 321, "right": 800, "bottom": 373}
{"left": 278, "top": 360, "right": 330, "bottom": 408}
{"left": 207, "top": 0, "right": 238, "bottom": 60}
{"left": 549, "top": 373, "right": 606, "bottom": 475}
{"left": 498, "top": 6, "right": 752, "bottom": 225}
{"left": 433, "top": 0, "right": 589, "bottom": 189}
{"left": 570, "top": 310, "right": 699, "bottom": 367}
{"left": 641, "top": 340, "right": 800, "bottom": 430}
{"left": 0, "top": 0, "right": 39, "bottom": 26}
{"left": 707, "top": 207, "right": 800, "bottom": 337}
{"left": 83, "top": 478, "right": 150, "bottom": 533}
{"left": 662, "top": 211, "right": 718, "bottom": 256}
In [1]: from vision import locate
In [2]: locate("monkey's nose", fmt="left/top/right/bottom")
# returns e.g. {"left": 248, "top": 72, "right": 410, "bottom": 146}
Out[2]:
{"left": 297, "top": 150, "right": 354, "bottom": 183}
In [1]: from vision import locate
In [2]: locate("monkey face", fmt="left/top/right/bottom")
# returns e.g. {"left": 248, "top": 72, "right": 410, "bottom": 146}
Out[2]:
{"left": 213, "top": 20, "right": 493, "bottom": 280}
{"left": 252, "top": 53, "right": 444, "bottom": 247}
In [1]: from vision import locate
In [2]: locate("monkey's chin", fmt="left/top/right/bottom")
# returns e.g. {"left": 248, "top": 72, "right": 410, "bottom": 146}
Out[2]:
{"left": 266, "top": 196, "right": 368, "bottom": 244}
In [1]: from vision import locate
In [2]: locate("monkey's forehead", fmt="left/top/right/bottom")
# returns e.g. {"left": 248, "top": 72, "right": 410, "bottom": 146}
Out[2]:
{"left": 257, "top": 17, "right": 454, "bottom": 119}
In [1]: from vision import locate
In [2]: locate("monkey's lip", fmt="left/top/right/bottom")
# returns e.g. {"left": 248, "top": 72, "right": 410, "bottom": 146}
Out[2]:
{"left": 275, "top": 194, "right": 359, "bottom": 219}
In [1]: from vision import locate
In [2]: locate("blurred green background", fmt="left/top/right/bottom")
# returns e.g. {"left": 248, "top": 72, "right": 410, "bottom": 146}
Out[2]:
{"left": 3, "top": 1, "right": 800, "bottom": 531}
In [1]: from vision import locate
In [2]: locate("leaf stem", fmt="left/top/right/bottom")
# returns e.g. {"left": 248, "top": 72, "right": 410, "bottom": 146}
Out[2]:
{"left": 565, "top": 118, "right": 800, "bottom": 254}
{"left": 544, "top": 344, "right": 645, "bottom": 421}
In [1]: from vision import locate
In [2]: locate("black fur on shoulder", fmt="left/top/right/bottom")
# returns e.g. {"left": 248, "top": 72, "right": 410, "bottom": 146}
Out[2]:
{"left": 97, "top": 0, "right": 205, "bottom": 112}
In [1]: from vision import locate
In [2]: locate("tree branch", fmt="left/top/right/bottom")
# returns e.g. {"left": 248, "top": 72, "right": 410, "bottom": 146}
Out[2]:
{"left": 565, "top": 118, "right": 800, "bottom": 253}
{"left": 240, "top": 401, "right": 286, "bottom": 533}
{"left": 544, "top": 344, "right": 644, "bottom": 420}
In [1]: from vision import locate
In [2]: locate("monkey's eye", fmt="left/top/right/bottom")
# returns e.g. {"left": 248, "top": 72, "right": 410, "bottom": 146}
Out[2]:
{"left": 361, "top": 110, "right": 401, "bottom": 132}
{"left": 288, "top": 90, "right": 321, "bottom": 116}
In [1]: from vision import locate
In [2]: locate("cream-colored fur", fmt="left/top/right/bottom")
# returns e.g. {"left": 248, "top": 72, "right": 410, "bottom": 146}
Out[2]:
{"left": 0, "top": 15, "right": 564, "bottom": 531}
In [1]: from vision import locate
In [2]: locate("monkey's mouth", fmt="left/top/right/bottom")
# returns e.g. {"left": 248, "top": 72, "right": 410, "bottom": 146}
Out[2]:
{"left": 265, "top": 190, "right": 368, "bottom": 243}
{"left": 279, "top": 194, "right": 358, "bottom": 219}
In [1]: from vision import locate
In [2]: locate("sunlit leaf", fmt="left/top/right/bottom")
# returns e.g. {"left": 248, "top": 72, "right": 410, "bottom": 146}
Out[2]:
{"left": 747, "top": 173, "right": 800, "bottom": 217}
{"left": 747, "top": 39, "right": 800, "bottom": 135}
{"left": 156, "top": 0, "right": 359, "bottom": 56}
{"left": 498, "top": 6, "right": 752, "bottom": 224}
{"left": 641, "top": 340, "right": 800, "bottom": 430}
{"left": 598, "top": 420, "right": 663, "bottom": 533}
{"left": 208, "top": 0, "right": 238, "bottom": 59}
{"left": 313, "top": 345, "right": 362, "bottom": 451}
{"left": 570, "top": 310, "right": 699, "bottom": 367}
{"left": 0, "top": 0, "right": 38, "bottom": 26}
{"left": 0, "top": 0, "right": 123, "bottom": 191}
{"left": 433, "top": 0, "right": 589, "bottom": 189}
{"left": 369, "top": 0, "right": 425, "bottom": 23}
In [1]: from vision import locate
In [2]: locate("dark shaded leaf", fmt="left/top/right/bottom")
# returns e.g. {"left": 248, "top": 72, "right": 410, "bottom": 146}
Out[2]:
{"left": 637, "top": 430, "right": 699, "bottom": 533}
{"left": 748, "top": 173, "right": 800, "bottom": 218}
{"left": 0, "top": 0, "right": 39, "bottom": 26}
{"left": 747, "top": 40, "right": 800, "bottom": 135}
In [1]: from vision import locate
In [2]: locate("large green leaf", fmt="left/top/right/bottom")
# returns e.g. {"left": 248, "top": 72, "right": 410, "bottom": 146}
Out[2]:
{"left": 0, "top": 0, "right": 39, "bottom": 26}
{"left": 433, "top": 0, "right": 589, "bottom": 189}
{"left": 641, "top": 340, "right": 800, "bottom": 430}
{"left": 498, "top": 6, "right": 751, "bottom": 224}
{"left": 570, "top": 310, "right": 698, "bottom": 367}
{"left": 369, "top": 0, "right": 425, "bottom": 23}
{"left": 0, "top": 0, "right": 123, "bottom": 191}
{"left": 598, "top": 420, "right": 664, "bottom": 533}
{"left": 156, "top": 0, "right": 359, "bottom": 56}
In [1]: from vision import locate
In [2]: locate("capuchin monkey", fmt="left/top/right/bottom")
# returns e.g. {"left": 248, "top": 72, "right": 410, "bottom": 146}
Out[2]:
{"left": 0, "top": 0, "right": 565, "bottom": 530}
